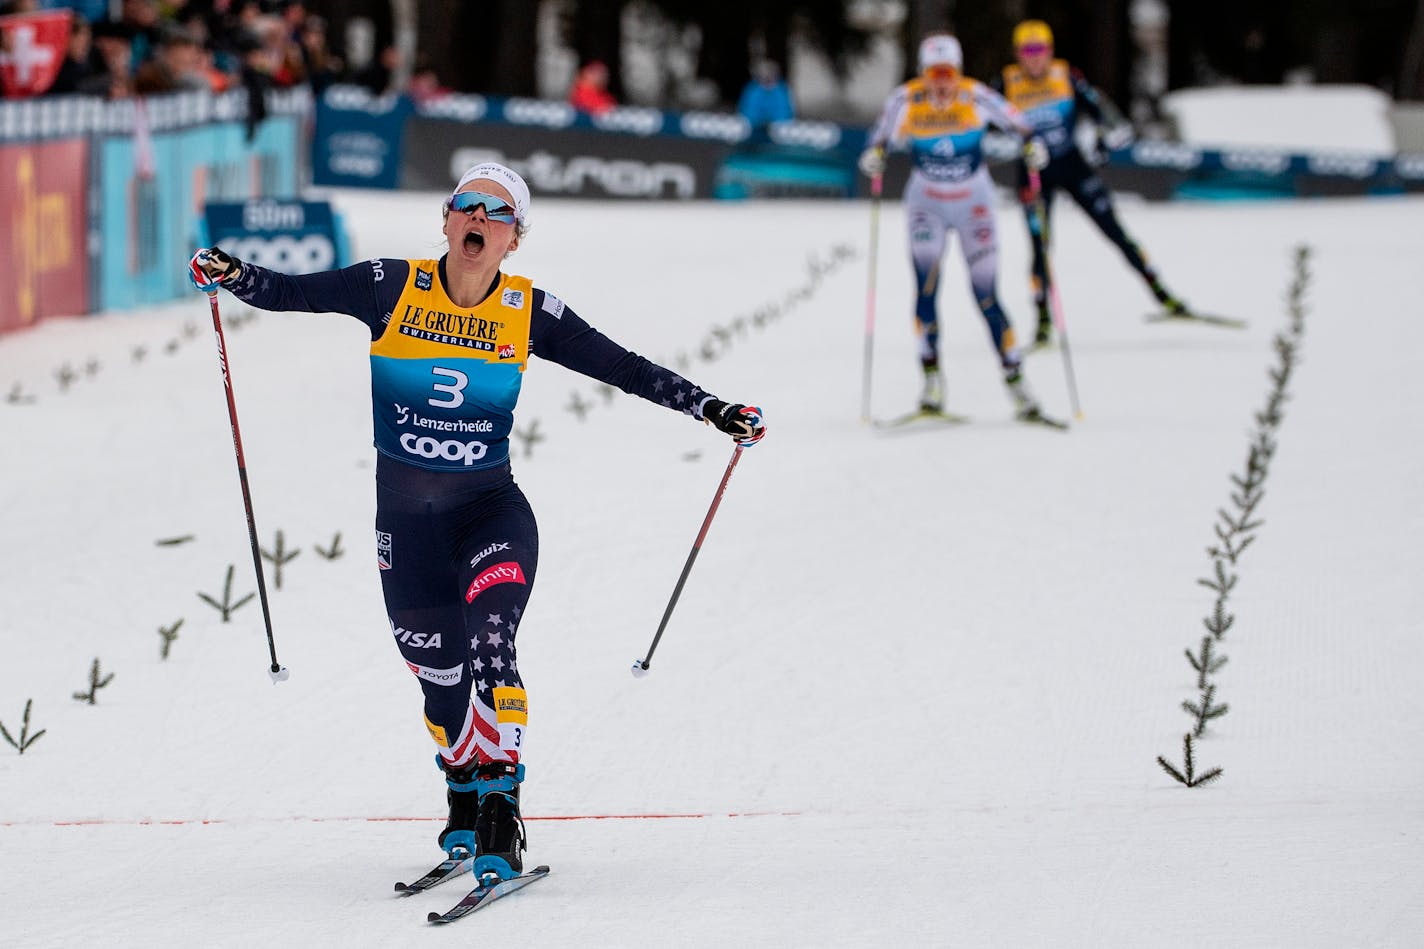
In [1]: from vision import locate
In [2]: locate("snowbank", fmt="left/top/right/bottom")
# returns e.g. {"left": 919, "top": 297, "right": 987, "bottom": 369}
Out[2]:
{"left": 1162, "top": 85, "right": 1396, "bottom": 155}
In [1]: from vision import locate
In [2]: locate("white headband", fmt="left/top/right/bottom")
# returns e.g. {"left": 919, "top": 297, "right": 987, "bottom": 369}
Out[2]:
{"left": 454, "top": 162, "right": 530, "bottom": 224}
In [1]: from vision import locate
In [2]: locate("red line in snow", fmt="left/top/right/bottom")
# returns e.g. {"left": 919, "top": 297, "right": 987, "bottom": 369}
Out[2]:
{"left": 4, "top": 812, "right": 800, "bottom": 829}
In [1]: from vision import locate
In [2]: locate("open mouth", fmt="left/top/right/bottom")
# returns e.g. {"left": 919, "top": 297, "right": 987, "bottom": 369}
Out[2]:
{"left": 463, "top": 231, "right": 485, "bottom": 252}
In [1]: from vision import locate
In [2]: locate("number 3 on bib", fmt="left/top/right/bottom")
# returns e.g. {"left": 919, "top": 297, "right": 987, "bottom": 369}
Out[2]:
{"left": 429, "top": 366, "right": 468, "bottom": 408}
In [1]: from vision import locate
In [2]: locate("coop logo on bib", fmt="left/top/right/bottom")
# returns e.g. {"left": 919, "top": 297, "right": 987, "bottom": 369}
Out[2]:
{"left": 465, "top": 561, "right": 526, "bottom": 603}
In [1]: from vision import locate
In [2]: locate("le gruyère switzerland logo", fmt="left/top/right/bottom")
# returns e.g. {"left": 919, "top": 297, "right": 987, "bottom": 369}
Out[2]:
{"left": 11, "top": 154, "right": 75, "bottom": 325}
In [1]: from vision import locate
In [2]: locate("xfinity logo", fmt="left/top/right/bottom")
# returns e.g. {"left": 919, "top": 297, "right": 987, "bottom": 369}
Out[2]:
{"left": 465, "top": 561, "right": 527, "bottom": 603}
{"left": 450, "top": 147, "right": 696, "bottom": 199}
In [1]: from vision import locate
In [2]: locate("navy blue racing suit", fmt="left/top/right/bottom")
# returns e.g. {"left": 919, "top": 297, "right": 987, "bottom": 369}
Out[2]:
{"left": 224, "top": 255, "right": 720, "bottom": 771}
{"left": 992, "top": 60, "right": 1167, "bottom": 320}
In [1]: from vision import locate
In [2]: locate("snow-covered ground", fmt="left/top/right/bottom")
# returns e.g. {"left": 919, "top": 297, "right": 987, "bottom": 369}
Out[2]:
{"left": 1161, "top": 84, "right": 1398, "bottom": 154}
{"left": 2, "top": 188, "right": 1422, "bottom": 947}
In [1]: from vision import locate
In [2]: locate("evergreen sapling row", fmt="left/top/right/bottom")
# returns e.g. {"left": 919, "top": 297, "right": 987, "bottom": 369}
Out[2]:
{"left": 1157, "top": 245, "right": 1312, "bottom": 787}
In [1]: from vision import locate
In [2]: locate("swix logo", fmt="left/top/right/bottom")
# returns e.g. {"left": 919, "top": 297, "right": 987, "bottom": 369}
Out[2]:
{"left": 465, "top": 561, "right": 526, "bottom": 603}
{"left": 405, "top": 661, "right": 463, "bottom": 686}
{"left": 498, "top": 343, "right": 516, "bottom": 359}
{"left": 393, "top": 625, "right": 443, "bottom": 649}
{"left": 400, "top": 433, "right": 488, "bottom": 466}
{"left": 469, "top": 541, "right": 510, "bottom": 569}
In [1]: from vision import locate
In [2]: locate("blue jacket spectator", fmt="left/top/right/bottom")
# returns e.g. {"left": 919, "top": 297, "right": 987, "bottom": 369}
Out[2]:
{"left": 738, "top": 59, "right": 794, "bottom": 128}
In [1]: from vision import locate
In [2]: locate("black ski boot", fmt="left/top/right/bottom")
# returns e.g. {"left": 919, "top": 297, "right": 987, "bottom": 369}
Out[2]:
{"left": 918, "top": 359, "right": 944, "bottom": 412}
{"left": 437, "top": 758, "right": 481, "bottom": 857}
{"left": 1032, "top": 291, "right": 1052, "bottom": 346}
{"left": 473, "top": 761, "right": 526, "bottom": 882}
{"left": 1149, "top": 276, "right": 1189, "bottom": 316}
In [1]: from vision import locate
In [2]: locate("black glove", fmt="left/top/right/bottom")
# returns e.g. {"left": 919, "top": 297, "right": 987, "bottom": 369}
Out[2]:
{"left": 703, "top": 399, "right": 766, "bottom": 445}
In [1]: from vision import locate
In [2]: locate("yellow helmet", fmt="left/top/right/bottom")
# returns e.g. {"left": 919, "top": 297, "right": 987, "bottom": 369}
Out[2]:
{"left": 1013, "top": 20, "right": 1054, "bottom": 50}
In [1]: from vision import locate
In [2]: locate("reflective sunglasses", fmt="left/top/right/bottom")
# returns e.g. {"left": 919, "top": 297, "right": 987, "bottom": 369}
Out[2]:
{"left": 923, "top": 64, "right": 960, "bottom": 81}
{"left": 1018, "top": 43, "right": 1051, "bottom": 56}
{"left": 447, "top": 190, "right": 519, "bottom": 224}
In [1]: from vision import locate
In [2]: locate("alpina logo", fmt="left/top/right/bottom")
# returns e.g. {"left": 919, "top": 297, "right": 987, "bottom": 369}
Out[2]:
{"left": 465, "top": 561, "right": 526, "bottom": 603}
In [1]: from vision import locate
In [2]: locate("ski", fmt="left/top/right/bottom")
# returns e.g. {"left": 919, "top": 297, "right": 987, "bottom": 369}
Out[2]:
{"left": 874, "top": 407, "right": 971, "bottom": 428}
{"left": 1146, "top": 310, "right": 1247, "bottom": 329}
{"left": 1017, "top": 407, "right": 1069, "bottom": 430}
{"left": 427, "top": 865, "right": 551, "bottom": 924}
{"left": 394, "top": 853, "right": 475, "bottom": 896}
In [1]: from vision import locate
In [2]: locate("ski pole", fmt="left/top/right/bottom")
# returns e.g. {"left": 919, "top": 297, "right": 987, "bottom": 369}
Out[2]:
{"left": 860, "top": 172, "right": 883, "bottom": 423}
{"left": 1027, "top": 166, "right": 1083, "bottom": 420}
{"left": 205, "top": 290, "right": 289, "bottom": 684}
{"left": 631, "top": 442, "right": 747, "bottom": 678}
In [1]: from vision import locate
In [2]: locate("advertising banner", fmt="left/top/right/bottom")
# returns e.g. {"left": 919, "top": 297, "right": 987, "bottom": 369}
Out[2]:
{"left": 312, "top": 86, "right": 409, "bottom": 189}
{"left": 0, "top": 10, "right": 71, "bottom": 99}
{"left": 0, "top": 138, "right": 88, "bottom": 332}
{"left": 201, "top": 199, "right": 349, "bottom": 274}
{"left": 399, "top": 116, "right": 726, "bottom": 199}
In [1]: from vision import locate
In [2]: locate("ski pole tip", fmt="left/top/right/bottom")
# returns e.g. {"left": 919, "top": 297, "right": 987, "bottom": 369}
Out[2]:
{"left": 269, "top": 665, "right": 291, "bottom": 684}
{"left": 630, "top": 660, "right": 650, "bottom": 679}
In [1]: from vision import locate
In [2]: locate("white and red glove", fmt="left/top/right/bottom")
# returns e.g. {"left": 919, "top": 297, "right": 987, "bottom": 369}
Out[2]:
{"left": 188, "top": 247, "right": 241, "bottom": 294}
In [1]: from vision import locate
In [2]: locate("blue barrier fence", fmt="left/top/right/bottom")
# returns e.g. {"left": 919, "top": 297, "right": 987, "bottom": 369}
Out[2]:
{"left": 312, "top": 85, "right": 1424, "bottom": 202}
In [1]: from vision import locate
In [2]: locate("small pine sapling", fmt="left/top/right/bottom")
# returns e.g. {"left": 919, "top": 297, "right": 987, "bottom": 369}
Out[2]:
{"left": 158, "top": 619, "right": 184, "bottom": 659}
{"left": 1182, "top": 683, "right": 1230, "bottom": 737}
{"left": 198, "top": 564, "right": 257, "bottom": 622}
{"left": 314, "top": 532, "right": 344, "bottom": 560}
{"left": 260, "top": 530, "right": 301, "bottom": 590}
{"left": 0, "top": 699, "right": 47, "bottom": 754}
{"left": 1185, "top": 636, "right": 1228, "bottom": 689}
{"left": 1157, "top": 733, "right": 1223, "bottom": 788}
{"left": 73, "top": 658, "right": 116, "bottom": 704}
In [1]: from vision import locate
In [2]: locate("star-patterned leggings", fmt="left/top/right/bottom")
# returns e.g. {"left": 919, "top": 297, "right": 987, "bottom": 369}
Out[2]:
{"left": 375, "top": 457, "right": 538, "bottom": 770}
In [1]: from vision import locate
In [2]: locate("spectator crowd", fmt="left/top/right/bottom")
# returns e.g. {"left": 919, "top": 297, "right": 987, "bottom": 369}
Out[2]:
{"left": 0, "top": 0, "right": 347, "bottom": 101}
{"left": 2, "top": 1, "right": 803, "bottom": 131}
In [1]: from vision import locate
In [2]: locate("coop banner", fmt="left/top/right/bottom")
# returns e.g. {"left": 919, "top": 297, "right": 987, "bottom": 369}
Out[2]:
{"left": 201, "top": 199, "right": 349, "bottom": 274}
{"left": 0, "top": 138, "right": 88, "bottom": 333}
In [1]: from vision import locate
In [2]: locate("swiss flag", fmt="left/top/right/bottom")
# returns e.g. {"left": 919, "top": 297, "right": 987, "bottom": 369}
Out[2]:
{"left": 0, "top": 10, "right": 72, "bottom": 99}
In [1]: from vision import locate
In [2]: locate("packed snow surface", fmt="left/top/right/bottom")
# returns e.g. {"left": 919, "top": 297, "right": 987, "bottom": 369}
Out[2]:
{"left": 2, "top": 188, "right": 1421, "bottom": 947}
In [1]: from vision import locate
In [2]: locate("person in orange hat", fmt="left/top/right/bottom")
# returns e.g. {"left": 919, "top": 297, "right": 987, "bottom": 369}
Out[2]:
{"left": 992, "top": 20, "right": 1194, "bottom": 345}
